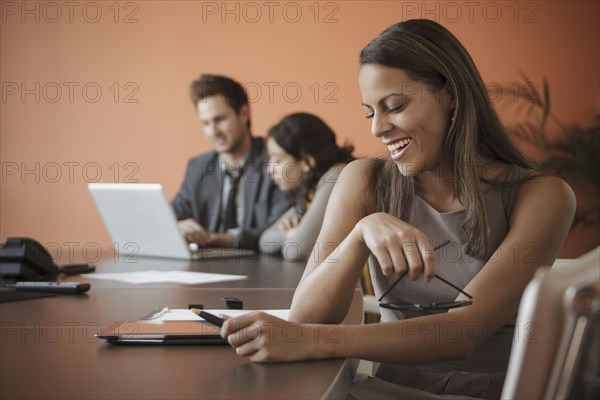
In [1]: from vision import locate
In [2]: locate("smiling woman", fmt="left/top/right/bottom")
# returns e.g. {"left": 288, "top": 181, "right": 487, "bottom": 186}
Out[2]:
{"left": 357, "top": 20, "right": 534, "bottom": 260}
{"left": 359, "top": 64, "right": 453, "bottom": 177}
{"left": 219, "top": 19, "right": 577, "bottom": 400}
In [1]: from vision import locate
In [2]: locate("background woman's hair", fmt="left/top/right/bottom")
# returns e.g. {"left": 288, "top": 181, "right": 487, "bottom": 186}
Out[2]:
{"left": 360, "top": 19, "right": 533, "bottom": 259}
{"left": 268, "top": 112, "right": 355, "bottom": 212}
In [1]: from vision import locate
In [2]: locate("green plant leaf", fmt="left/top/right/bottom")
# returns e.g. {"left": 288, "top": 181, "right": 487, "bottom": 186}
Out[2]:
{"left": 518, "top": 70, "right": 543, "bottom": 107}
{"left": 505, "top": 71, "right": 600, "bottom": 230}
{"left": 540, "top": 77, "right": 550, "bottom": 145}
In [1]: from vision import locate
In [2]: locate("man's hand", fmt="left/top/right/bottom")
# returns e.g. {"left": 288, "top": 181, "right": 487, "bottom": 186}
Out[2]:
{"left": 177, "top": 219, "right": 238, "bottom": 248}
{"left": 177, "top": 218, "right": 211, "bottom": 244}
{"left": 204, "top": 232, "right": 236, "bottom": 248}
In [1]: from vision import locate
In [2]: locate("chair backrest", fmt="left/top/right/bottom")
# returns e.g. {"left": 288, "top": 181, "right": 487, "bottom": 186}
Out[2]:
{"left": 501, "top": 247, "right": 600, "bottom": 399}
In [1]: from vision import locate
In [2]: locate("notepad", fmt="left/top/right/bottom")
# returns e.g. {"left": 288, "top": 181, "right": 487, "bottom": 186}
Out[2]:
{"left": 87, "top": 270, "right": 247, "bottom": 285}
{"left": 141, "top": 307, "right": 289, "bottom": 322}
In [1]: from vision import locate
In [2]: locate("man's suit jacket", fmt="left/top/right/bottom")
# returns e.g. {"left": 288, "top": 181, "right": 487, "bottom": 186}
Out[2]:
{"left": 172, "top": 137, "right": 292, "bottom": 249}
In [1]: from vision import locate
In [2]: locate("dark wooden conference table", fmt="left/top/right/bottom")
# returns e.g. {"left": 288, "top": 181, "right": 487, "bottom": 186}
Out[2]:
{"left": 0, "top": 253, "right": 363, "bottom": 399}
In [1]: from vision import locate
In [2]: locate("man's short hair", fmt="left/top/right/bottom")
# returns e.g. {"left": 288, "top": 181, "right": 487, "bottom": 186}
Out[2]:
{"left": 190, "top": 74, "right": 251, "bottom": 129}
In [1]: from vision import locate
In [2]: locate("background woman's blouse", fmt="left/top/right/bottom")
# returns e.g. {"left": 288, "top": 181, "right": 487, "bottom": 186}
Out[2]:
{"left": 259, "top": 164, "right": 346, "bottom": 261}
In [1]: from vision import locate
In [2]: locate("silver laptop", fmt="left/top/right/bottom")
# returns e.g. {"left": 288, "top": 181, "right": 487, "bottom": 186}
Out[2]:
{"left": 88, "top": 183, "right": 254, "bottom": 260}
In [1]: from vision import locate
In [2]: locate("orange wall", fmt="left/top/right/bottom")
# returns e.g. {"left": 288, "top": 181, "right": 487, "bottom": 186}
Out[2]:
{"left": 1, "top": 1, "right": 599, "bottom": 261}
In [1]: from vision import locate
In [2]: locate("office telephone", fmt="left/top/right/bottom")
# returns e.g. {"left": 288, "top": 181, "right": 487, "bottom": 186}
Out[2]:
{"left": 0, "top": 237, "right": 61, "bottom": 279}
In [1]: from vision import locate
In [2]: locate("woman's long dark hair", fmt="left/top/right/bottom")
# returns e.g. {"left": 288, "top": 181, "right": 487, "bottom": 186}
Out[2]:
{"left": 268, "top": 112, "right": 354, "bottom": 213}
{"left": 360, "top": 19, "right": 533, "bottom": 259}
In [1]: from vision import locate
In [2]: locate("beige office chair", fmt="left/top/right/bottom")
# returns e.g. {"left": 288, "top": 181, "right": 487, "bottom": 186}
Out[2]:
{"left": 501, "top": 247, "right": 600, "bottom": 399}
{"left": 361, "top": 263, "right": 381, "bottom": 324}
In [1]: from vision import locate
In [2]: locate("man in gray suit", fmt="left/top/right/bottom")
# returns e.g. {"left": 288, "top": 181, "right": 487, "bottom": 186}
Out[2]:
{"left": 172, "top": 75, "right": 292, "bottom": 249}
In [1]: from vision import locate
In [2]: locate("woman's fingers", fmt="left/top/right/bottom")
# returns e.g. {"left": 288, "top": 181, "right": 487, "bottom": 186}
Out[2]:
{"left": 290, "top": 215, "right": 300, "bottom": 228}
{"left": 279, "top": 217, "right": 293, "bottom": 231}
{"left": 370, "top": 244, "right": 396, "bottom": 276}
{"left": 420, "top": 241, "right": 437, "bottom": 282}
{"left": 358, "top": 213, "right": 436, "bottom": 281}
{"left": 387, "top": 241, "right": 409, "bottom": 277}
{"left": 279, "top": 215, "right": 300, "bottom": 231}
{"left": 222, "top": 312, "right": 263, "bottom": 338}
{"left": 235, "top": 339, "right": 261, "bottom": 357}
{"left": 221, "top": 312, "right": 312, "bottom": 363}
{"left": 403, "top": 241, "right": 423, "bottom": 281}
{"left": 222, "top": 312, "right": 278, "bottom": 350}
{"left": 226, "top": 321, "right": 263, "bottom": 348}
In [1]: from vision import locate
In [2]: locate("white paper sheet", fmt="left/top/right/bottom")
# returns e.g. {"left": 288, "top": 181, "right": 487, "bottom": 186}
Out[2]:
{"left": 86, "top": 270, "right": 247, "bottom": 285}
{"left": 144, "top": 307, "right": 289, "bottom": 322}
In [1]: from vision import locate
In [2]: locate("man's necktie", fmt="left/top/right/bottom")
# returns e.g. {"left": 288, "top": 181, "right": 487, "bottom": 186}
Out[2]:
{"left": 223, "top": 170, "right": 241, "bottom": 230}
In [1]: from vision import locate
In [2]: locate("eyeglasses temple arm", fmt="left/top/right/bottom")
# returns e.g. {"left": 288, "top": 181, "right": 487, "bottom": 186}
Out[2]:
{"left": 433, "top": 274, "right": 473, "bottom": 299}
{"left": 376, "top": 240, "right": 452, "bottom": 302}
{"left": 377, "top": 272, "right": 406, "bottom": 302}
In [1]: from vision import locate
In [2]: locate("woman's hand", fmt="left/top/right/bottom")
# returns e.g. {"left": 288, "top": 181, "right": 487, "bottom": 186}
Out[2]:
{"left": 221, "top": 312, "right": 335, "bottom": 362}
{"left": 355, "top": 212, "right": 436, "bottom": 281}
{"left": 277, "top": 215, "right": 300, "bottom": 231}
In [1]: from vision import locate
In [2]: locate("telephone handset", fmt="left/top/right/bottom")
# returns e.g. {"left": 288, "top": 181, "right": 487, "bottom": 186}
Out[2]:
{"left": 0, "top": 237, "right": 61, "bottom": 280}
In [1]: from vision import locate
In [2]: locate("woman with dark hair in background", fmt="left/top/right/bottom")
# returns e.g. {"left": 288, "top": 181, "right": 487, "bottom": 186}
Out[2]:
{"left": 220, "top": 20, "right": 575, "bottom": 399}
{"left": 259, "top": 112, "right": 354, "bottom": 261}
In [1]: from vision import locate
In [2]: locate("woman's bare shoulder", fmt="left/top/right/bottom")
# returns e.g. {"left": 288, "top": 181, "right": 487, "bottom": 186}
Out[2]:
{"left": 341, "top": 158, "right": 382, "bottom": 180}
{"left": 328, "top": 158, "right": 382, "bottom": 216}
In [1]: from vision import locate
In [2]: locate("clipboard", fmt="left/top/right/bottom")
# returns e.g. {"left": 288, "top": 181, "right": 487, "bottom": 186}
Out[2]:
{"left": 96, "top": 308, "right": 290, "bottom": 345}
{"left": 96, "top": 320, "right": 225, "bottom": 345}
{"left": 97, "top": 307, "right": 225, "bottom": 345}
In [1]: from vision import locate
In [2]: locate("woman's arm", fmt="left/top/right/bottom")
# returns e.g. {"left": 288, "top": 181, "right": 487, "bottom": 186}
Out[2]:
{"left": 222, "top": 175, "right": 576, "bottom": 363}
{"left": 258, "top": 207, "right": 295, "bottom": 254}
{"left": 280, "top": 165, "right": 344, "bottom": 261}
{"left": 290, "top": 159, "right": 439, "bottom": 324}
{"left": 328, "top": 175, "right": 577, "bottom": 363}
{"left": 288, "top": 160, "right": 377, "bottom": 323}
